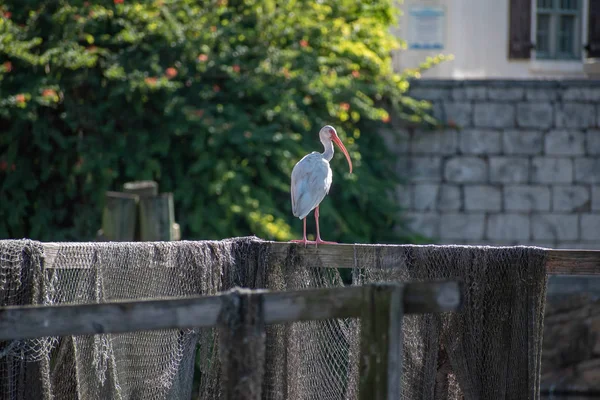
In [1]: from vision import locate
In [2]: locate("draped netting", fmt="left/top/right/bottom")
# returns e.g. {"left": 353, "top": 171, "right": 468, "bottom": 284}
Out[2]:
{"left": 0, "top": 238, "right": 548, "bottom": 400}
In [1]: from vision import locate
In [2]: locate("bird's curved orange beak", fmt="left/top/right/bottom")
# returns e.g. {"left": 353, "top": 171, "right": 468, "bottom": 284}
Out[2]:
{"left": 332, "top": 134, "right": 353, "bottom": 174}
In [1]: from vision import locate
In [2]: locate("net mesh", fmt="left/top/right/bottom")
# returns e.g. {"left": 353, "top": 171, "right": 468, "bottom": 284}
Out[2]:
{"left": 0, "top": 238, "right": 548, "bottom": 400}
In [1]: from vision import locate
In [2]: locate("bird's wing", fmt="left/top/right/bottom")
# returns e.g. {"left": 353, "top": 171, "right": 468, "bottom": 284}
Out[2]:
{"left": 291, "top": 153, "right": 332, "bottom": 219}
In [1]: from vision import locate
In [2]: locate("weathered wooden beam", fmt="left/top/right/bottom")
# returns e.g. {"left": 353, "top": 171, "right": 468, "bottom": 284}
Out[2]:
{"left": 358, "top": 284, "right": 404, "bottom": 400}
{"left": 0, "top": 281, "right": 460, "bottom": 340}
{"left": 123, "top": 180, "right": 159, "bottom": 197}
{"left": 267, "top": 242, "right": 600, "bottom": 275}
{"left": 139, "top": 193, "right": 176, "bottom": 241}
{"left": 100, "top": 191, "right": 139, "bottom": 241}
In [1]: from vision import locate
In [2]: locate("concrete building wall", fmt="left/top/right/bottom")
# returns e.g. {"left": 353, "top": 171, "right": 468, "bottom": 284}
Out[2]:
{"left": 391, "top": 0, "right": 592, "bottom": 79}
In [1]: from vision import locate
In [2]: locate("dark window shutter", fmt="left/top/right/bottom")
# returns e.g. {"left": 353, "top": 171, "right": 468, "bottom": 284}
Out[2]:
{"left": 509, "top": 0, "right": 533, "bottom": 59}
{"left": 586, "top": 0, "right": 600, "bottom": 58}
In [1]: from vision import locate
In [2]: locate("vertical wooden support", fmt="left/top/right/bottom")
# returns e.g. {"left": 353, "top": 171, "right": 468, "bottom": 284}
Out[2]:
{"left": 138, "top": 193, "right": 176, "bottom": 241}
{"left": 218, "top": 288, "right": 266, "bottom": 400}
{"left": 100, "top": 191, "right": 138, "bottom": 241}
{"left": 358, "top": 284, "right": 404, "bottom": 400}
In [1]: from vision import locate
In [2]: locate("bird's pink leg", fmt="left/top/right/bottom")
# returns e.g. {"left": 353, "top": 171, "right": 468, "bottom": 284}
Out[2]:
{"left": 314, "top": 206, "right": 337, "bottom": 247}
{"left": 290, "top": 218, "right": 315, "bottom": 247}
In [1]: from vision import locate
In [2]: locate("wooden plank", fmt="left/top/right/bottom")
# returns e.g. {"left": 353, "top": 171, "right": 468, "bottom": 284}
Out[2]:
{"left": 123, "top": 181, "right": 159, "bottom": 197}
{"left": 267, "top": 242, "right": 600, "bottom": 275}
{"left": 139, "top": 193, "right": 176, "bottom": 241}
{"left": 546, "top": 249, "right": 600, "bottom": 275}
{"left": 100, "top": 191, "right": 139, "bottom": 241}
{"left": 358, "top": 284, "right": 404, "bottom": 400}
{"left": 0, "top": 282, "right": 460, "bottom": 340}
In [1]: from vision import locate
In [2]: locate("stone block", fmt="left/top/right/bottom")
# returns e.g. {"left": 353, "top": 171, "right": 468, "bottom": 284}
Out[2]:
{"left": 526, "top": 88, "right": 558, "bottom": 101}
{"left": 581, "top": 214, "right": 600, "bottom": 241}
{"left": 503, "top": 130, "right": 543, "bottom": 155}
{"left": 562, "top": 87, "right": 600, "bottom": 101}
{"left": 586, "top": 130, "right": 600, "bottom": 155}
{"left": 440, "top": 213, "right": 485, "bottom": 240}
{"left": 405, "top": 212, "right": 440, "bottom": 238}
{"left": 555, "top": 103, "right": 596, "bottom": 128}
{"left": 552, "top": 185, "right": 590, "bottom": 212}
{"left": 489, "top": 157, "right": 529, "bottom": 183}
{"left": 544, "top": 130, "right": 585, "bottom": 155}
{"left": 444, "top": 157, "right": 488, "bottom": 183}
{"left": 439, "top": 102, "right": 473, "bottom": 128}
{"left": 438, "top": 185, "right": 462, "bottom": 211}
{"left": 380, "top": 128, "right": 410, "bottom": 154}
{"left": 532, "top": 214, "right": 578, "bottom": 241}
{"left": 531, "top": 158, "right": 573, "bottom": 183}
{"left": 411, "top": 130, "right": 457, "bottom": 155}
{"left": 474, "top": 103, "right": 515, "bottom": 128}
{"left": 575, "top": 158, "right": 600, "bottom": 183}
{"left": 487, "top": 214, "right": 530, "bottom": 241}
{"left": 395, "top": 185, "right": 412, "bottom": 209}
{"left": 407, "top": 157, "right": 443, "bottom": 182}
{"left": 452, "top": 86, "right": 487, "bottom": 100}
{"left": 593, "top": 186, "right": 600, "bottom": 211}
{"left": 487, "top": 87, "right": 525, "bottom": 101}
{"left": 413, "top": 184, "right": 439, "bottom": 211}
{"left": 505, "top": 185, "right": 551, "bottom": 211}
{"left": 517, "top": 103, "right": 554, "bottom": 129}
{"left": 459, "top": 129, "right": 502, "bottom": 154}
{"left": 409, "top": 87, "right": 451, "bottom": 101}
{"left": 464, "top": 185, "right": 502, "bottom": 211}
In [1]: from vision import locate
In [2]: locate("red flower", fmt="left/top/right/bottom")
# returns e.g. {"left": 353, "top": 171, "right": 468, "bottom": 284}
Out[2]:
{"left": 232, "top": 65, "right": 240, "bottom": 73}
{"left": 299, "top": 39, "right": 308, "bottom": 48}
{"left": 198, "top": 54, "right": 208, "bottom": 62}
{"left": 15, "top": 94, "right": 26, "bottom": 103}
{"left": 114, "top": 0, "right": 124, "bottom": 4}
{"left": 3, "top": 12, "right": 11, "bottom": 19}
{"left": 42, "top": 89, "right": 57, "bottom": 98}
{"left": 210, "top": 26, "right": 217, "bottom": 32}
{"left": 352, "top": 70, "right": 360, "bottom": 78}
{"left": 145, "top": 77, "right": 158, "bottom": 85}
{"left": 3, "top": 61, "right": 12, "bottom": 72}
{"left": 340, "top": 102, "right": 350, "bottom": 111}
{"left": 165, "top": 67, "right": 177, "bottom": 79}
{"left": 212, "top": 85, "right": 221, "bottom": 93}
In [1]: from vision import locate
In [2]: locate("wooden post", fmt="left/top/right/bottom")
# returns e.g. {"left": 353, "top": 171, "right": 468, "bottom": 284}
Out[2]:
{"left": 359, "top": 284, "right": 404, "bottom": 400}
{"left": 100, "top": 191, "right": 139, "bottom": 241}
{"left": 138, "top": 193, "right": 176, "bottom": 241}
{"left": 218, "top": 288, "right": 266, "bottom": 400}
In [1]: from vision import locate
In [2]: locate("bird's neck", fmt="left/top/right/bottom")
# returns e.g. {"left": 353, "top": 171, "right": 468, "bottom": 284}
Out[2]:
{"left": 322, "top": 139, "right": 334, "bottom": 162}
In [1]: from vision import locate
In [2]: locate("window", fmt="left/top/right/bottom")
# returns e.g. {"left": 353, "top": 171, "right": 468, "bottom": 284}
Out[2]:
{"left": 535, "top": 0, "right": 582, "bottom": 59}
{"left": 508, "top": 0, "right": 600, "bottom": 60}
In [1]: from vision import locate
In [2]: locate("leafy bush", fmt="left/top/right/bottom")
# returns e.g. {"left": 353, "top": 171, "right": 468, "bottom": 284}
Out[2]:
{"left": 0, "top": 0, "right": 445, "bottom": 243}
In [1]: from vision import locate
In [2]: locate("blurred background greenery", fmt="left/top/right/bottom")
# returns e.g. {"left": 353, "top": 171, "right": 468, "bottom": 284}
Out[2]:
{"left": 0, "top": 0, "right": 447, "bottom": 244}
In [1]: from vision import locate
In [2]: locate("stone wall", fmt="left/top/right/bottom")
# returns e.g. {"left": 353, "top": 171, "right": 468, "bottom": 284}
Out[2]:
{"left": 391, "top": 79, "right": 600, "bottom": 248}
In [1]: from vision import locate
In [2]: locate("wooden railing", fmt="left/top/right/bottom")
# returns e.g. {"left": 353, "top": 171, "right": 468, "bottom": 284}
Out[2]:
{"left": 0, "top": 281, "right": 461, "bottom": 400}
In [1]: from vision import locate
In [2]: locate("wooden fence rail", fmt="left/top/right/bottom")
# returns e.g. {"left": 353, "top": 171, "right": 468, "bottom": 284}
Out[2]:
{"left": 0, "top": 281, "right": 461, "bottom": 400}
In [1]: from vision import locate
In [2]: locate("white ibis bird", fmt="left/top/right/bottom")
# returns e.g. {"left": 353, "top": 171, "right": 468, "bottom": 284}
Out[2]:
{"left": 290, "top": 125, "right": 353, "bottom": 247}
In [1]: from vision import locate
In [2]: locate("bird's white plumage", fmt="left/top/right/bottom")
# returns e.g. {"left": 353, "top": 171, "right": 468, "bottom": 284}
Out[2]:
{"left": 291, "top": 151, "right": 333, "bottom": 220}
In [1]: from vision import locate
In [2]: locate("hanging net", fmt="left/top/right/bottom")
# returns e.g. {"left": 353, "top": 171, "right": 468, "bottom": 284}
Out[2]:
{"left": 0, "top": 238, "right": 548, "bottom": 400}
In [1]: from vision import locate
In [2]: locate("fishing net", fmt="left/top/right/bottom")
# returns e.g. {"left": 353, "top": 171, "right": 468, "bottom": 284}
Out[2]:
{"left": 0, "top": 238, "right": 548, "bottom": 400}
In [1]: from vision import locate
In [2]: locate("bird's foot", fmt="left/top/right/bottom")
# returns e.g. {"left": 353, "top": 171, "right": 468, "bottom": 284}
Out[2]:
{"left": 315, "top": 238, "right": 337, "bottom": 248}
{"left": 290, "top": 238, "right": 316, "bottom": 248}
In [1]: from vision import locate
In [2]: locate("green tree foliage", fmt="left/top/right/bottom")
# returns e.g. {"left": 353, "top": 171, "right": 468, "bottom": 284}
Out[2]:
{"left": 0, "top": 0, "right": 446, "bottom": 243}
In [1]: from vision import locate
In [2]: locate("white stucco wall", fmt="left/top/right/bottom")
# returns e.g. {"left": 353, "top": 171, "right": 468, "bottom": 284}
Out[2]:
{"left": 391, "top": 0, "right": 590, "bottom": 79}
